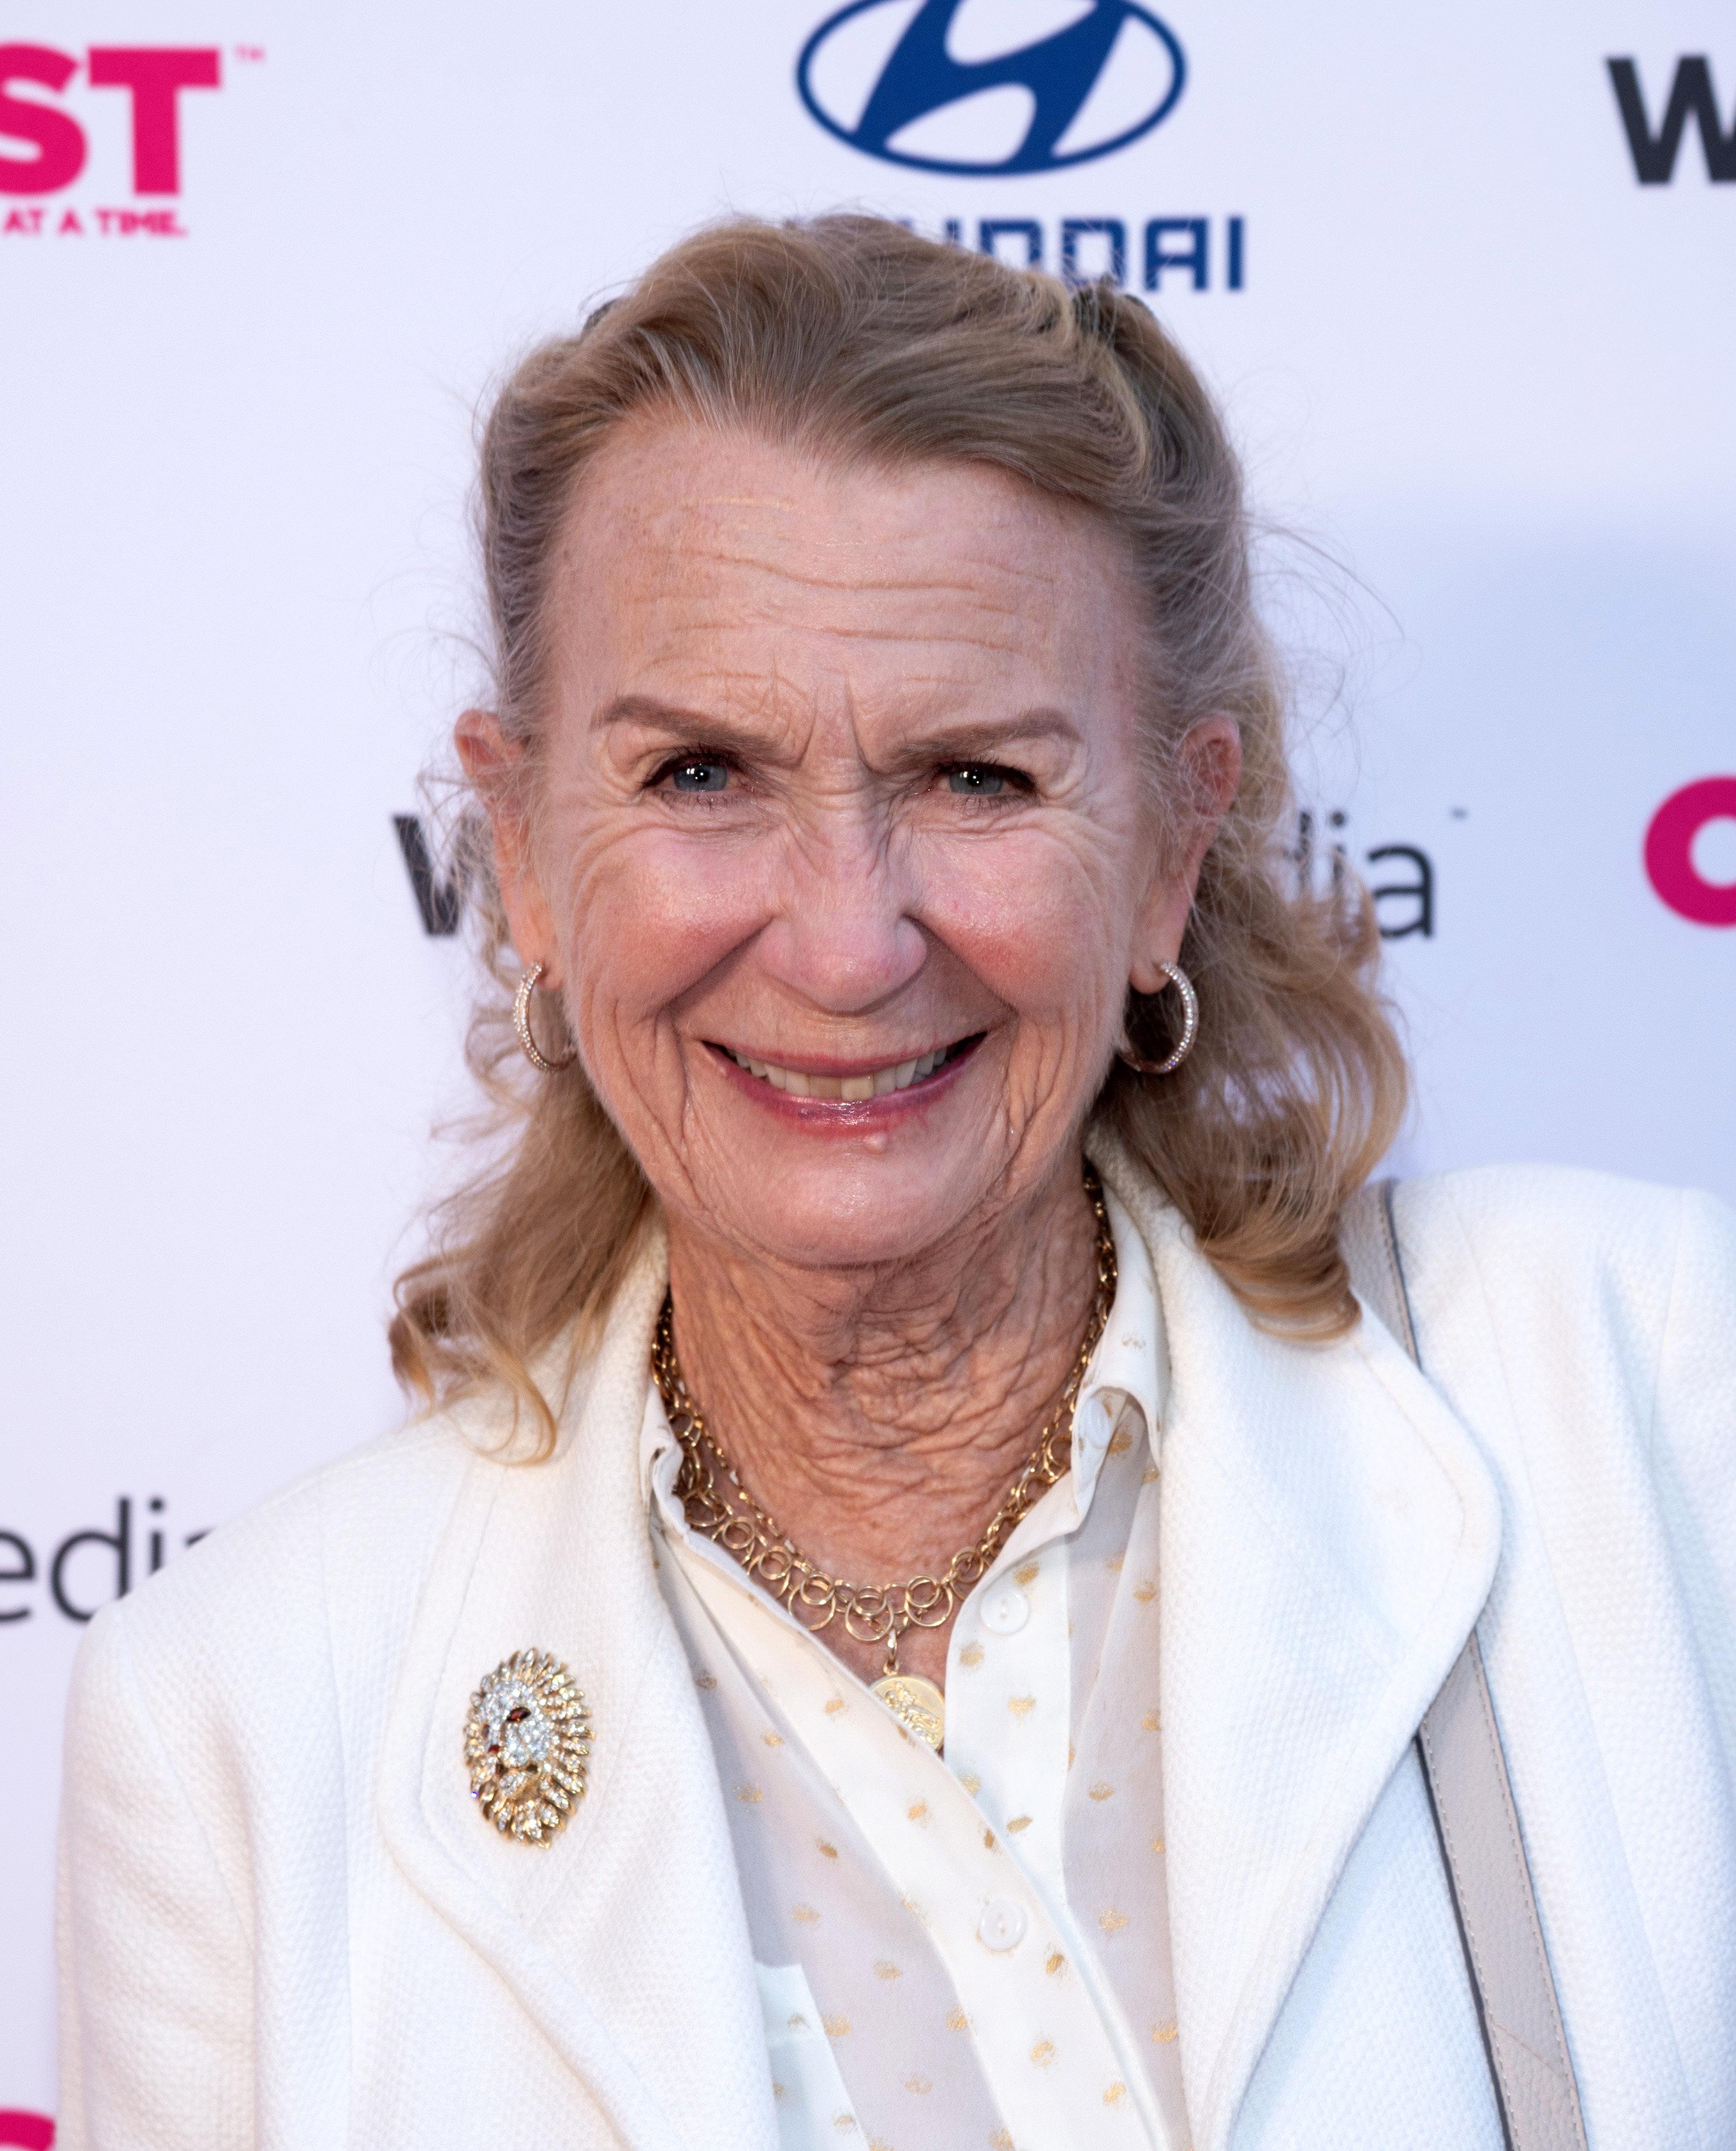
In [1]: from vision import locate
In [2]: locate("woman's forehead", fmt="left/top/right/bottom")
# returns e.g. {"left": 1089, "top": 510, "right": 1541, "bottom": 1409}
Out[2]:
{"left": 557, "top": 424, "right": 1135, "bottom": 656}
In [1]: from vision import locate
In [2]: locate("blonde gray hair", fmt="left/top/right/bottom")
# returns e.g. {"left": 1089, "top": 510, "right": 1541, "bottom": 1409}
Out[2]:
{"left": 391, "top": 214, "right": 1406, "bottom": 1439}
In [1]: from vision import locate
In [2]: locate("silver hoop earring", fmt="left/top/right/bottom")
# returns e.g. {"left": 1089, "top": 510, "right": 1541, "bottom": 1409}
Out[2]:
{"left": 1117, "top": 960, "right": 1199, "bottom": 1077}
{"left": 513, "top": 963, "right": 577, "bottom": 1073}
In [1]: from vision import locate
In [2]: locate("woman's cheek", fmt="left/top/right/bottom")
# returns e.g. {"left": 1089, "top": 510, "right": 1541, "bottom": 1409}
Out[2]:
{"left": 920, "top": 831, "right": 1127, "bottom": 1027}
{"left": 564, "top": 824, "right": 767, "bottom": 1020}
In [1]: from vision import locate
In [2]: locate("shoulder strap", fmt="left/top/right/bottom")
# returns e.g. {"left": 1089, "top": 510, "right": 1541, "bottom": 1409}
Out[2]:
{"left": 1342, "top": 1180, "right": 1590, "bottom": 2151}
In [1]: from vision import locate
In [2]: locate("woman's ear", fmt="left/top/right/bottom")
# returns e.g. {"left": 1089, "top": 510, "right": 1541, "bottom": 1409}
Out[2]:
{"left": 1129, "top": 715, "right": 1241, "bottom": 993}
{"left": 455, "top": 709, "right": 560, "bottom": 980}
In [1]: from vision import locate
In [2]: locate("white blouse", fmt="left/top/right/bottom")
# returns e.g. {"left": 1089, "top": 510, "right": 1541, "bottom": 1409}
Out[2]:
{"left": 642, "top": 1187, "right": 1191, "bottom": 2151}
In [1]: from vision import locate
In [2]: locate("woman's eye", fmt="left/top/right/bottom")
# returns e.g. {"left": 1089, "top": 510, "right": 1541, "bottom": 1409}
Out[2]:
{"left": 664, "top": 758, "right": 730, "bottom": 793}
{"left": 947, "top": 764, "right": 1012, "bottom": 795}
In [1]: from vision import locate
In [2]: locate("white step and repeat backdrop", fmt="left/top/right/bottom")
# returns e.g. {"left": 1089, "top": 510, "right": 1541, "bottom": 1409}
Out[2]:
{"left": 2, "top": 0, "right": 1733, "bottom": 2133}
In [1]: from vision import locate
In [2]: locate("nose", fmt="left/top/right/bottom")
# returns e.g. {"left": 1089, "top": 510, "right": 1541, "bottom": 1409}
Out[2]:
{"left": 754, "top": 812, "right": 927, "bottom": 1016}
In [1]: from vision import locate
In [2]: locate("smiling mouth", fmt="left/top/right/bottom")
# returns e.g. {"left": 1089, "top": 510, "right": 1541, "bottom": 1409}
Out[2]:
{"left": 713, "top": 1035, "right": 982, "bottom": 1101}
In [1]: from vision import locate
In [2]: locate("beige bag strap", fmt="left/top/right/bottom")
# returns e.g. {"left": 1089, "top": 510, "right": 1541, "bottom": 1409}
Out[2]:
{"left": 1342, "top": 1180, "right": 1590, "bottom": 2151}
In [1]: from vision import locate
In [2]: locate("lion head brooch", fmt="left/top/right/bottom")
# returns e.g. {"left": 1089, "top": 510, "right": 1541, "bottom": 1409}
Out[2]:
{"left": 463, "top": 1648, "right": 592, "bottom": 1845}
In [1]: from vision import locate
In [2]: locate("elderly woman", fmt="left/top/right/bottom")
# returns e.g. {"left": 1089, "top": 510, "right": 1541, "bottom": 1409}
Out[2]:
{"left": 57, "top": 218, "right": 1734, "bottom": 2151}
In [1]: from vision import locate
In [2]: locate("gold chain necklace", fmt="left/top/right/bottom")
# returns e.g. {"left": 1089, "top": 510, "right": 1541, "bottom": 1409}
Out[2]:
{"left": 650, "top": 1168, "right": 1116, "bottom": 1752}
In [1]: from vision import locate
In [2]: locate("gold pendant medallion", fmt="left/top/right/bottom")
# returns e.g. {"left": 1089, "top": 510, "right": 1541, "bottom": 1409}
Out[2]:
{"left": 871, "top": 1672, "right": 946, "bottom": 1751}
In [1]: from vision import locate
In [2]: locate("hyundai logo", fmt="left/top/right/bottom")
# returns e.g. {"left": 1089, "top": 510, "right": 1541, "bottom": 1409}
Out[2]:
{"left": 797, "top": 0, "right": 1186, "bottom": 176}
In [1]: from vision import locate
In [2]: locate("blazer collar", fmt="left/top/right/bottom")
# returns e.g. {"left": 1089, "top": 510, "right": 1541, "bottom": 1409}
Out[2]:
{"left": 376, "top": 1220, "right": 776, "bottom": 2151}
{"left": 1091, "top": 1130, "right": 1502, "bottom": 2151}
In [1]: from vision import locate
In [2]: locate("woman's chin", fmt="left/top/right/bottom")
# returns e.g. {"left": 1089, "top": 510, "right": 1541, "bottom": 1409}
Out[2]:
{"left": 690, "top": 1146, "right": 1008, "bottom": 1276}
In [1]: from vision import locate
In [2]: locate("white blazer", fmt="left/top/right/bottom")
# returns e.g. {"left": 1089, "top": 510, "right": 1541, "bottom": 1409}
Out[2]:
{"left": 56, "top": 1145, "right": 1736, "bottom": 2151}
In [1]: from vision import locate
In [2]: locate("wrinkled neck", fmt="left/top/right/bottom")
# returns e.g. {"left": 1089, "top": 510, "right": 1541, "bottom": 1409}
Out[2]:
{"left": 660, "top": 1150, "right": 1101, "bottom": 1613}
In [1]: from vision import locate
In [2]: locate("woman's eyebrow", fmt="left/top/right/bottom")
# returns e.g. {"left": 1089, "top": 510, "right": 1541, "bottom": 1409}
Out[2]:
{"left": 884, "top": 711, "right": 1084, "bottom": 766}
{"left": 595, "top": 693, "right": 730, "bottom": 736}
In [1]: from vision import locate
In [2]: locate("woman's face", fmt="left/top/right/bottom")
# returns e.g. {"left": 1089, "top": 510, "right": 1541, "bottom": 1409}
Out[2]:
{"left": 466, "top": 422, "right": 1236, "bottom": 1271}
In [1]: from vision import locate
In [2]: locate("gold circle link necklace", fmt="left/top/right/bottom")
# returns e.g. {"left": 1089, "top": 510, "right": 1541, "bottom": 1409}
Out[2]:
{"left": 651, "top": 1167, "right": 1116, "bottom": 1751}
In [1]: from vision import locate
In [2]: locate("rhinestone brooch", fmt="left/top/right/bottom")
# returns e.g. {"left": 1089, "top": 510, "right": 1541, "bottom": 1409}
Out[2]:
{"left": 463, "top": 1648, "right": 592, "bottom": 1845}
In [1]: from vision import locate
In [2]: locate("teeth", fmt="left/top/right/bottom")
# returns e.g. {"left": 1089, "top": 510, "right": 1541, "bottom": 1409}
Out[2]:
{"left": 724, "top": 1043, "right": 956, "bottom": 1095}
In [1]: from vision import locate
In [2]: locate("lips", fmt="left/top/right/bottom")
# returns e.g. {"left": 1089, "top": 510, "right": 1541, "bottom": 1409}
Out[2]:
{"left": 715, "top": 1037, "right": 978, "bottom": 1101}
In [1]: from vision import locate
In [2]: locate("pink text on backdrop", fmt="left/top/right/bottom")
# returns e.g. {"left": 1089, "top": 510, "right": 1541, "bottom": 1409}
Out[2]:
{"left": 1645, "top": 777, "right": 1736, "bottom": 927}
{"left": 0, "top": 44, "right": 220, "bottom": 195}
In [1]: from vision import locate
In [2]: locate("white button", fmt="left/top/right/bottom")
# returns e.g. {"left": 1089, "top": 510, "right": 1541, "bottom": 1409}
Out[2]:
{"left": 980, "top": 1585, "right": 1030, "bottom": 1635}
{"left": 1076, "top": 1394, "right": 1113, "bottom": 1451}
{"left": 977, "top": 1898, "right": 1027, "bottom": 1952}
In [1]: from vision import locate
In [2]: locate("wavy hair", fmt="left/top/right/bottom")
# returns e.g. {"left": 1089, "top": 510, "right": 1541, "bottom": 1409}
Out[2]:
{"left": 391, "top": 215, "right": 1407, "bottom": 1440}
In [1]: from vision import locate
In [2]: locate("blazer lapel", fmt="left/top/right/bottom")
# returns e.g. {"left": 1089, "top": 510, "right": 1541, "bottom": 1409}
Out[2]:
{"left": 1092, "top": 1134, "right": 1502, "bottom": 2151}
{"left": 376, "top": 1224, "right": 775, "bottom": 2151}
